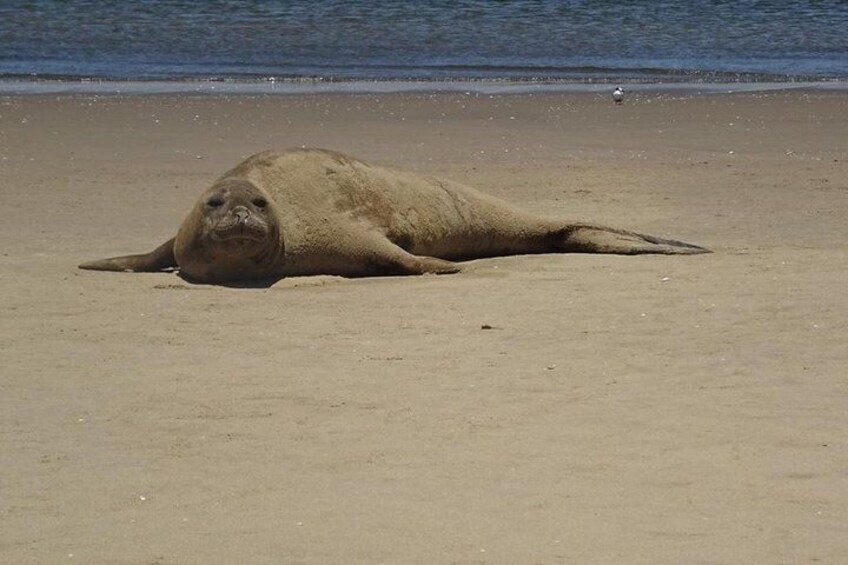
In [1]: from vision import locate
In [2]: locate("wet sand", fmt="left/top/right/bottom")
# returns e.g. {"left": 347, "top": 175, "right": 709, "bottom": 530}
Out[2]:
{"left": 1, "top": 90, "right": 847, "bottom": 564}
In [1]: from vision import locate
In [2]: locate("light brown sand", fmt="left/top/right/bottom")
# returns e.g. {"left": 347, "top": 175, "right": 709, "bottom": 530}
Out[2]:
{"left": 1, "top": 90, "right": 847, "bottom": 564}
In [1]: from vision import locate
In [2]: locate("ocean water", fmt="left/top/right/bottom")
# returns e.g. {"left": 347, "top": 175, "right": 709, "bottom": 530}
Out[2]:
{"left": 1, "top": 0, "right": 847, "bottom": 91}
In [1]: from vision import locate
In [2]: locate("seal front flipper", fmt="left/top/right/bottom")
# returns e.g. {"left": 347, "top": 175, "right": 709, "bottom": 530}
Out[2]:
{"left": 334, "top": 236, "right": 461, "bottom": 277}
{"left": 556, "top": 225, "right": 710, "bottom": 255}
{"left": 79, "top": 238, "right": 178, "bottom": 272}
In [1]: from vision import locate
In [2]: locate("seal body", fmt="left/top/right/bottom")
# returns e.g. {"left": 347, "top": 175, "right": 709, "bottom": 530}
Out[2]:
{"left": 80, "top": 148, "right": 708, "bottom": 283}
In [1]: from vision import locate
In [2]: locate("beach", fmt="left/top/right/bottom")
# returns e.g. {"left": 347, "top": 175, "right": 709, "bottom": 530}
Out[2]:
{"left": 2, "top": 90, "right": 847, "bottom": 564}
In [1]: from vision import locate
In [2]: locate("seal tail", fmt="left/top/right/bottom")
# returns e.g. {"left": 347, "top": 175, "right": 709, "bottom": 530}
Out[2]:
{"left": 556, "top": 225, "right": 710, "bottom": 255}
{"left": 78, "top": 238, "right": 178, "bottom": 272}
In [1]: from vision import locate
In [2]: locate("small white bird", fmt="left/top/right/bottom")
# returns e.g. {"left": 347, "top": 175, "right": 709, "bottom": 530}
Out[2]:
{"left": 612, "top": 87, "right": 624, "bottom": 105}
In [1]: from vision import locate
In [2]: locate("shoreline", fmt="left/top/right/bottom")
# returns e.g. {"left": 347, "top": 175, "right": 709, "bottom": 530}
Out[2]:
{"left": 2, "top": 77, "right": 848, "bottom": 96}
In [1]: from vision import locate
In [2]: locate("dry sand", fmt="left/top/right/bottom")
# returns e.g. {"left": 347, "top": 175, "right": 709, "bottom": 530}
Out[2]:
{"left": 1, "top": 90, "right": 847, "bottom": 564}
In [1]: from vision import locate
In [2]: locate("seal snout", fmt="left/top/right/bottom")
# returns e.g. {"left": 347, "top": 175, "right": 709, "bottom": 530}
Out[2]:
{"left": 232, "top": 205, "right": 250, "bottom": 225}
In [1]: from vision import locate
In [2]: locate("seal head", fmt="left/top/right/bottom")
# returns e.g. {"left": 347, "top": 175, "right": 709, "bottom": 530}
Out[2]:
{"left": 175, "top": 178, "right": 281, "bottom": 283}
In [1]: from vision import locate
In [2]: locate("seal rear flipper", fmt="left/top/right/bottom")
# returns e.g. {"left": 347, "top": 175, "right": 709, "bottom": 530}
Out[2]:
{"left": 78, "top": 238, "right": 177, "bottom": 272}
{"left": 558, "top": 226, "right": 710, "bottom": 255}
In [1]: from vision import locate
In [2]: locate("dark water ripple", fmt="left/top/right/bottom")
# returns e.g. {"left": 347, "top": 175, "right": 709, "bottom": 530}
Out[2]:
{"left": 1, "top": 0, "right": 847, "bottom": 81}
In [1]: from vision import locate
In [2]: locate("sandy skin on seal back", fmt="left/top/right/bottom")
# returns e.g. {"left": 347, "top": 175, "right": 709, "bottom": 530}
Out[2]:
{"left": 79, "top": 148, "right": 709, "bottom": 284}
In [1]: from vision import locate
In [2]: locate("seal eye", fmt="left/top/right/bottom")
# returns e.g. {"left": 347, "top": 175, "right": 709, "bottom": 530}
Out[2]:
{"left": 207, "top": 197, "right": 224, "bottom": 208}
{"left": 252, "top": 197, "right": 268, "bottom": 209}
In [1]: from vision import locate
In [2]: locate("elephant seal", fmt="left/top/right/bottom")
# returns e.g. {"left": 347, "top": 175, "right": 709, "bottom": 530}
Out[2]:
{"left": 79, "top": 148, "right": 708, "bottom": 284}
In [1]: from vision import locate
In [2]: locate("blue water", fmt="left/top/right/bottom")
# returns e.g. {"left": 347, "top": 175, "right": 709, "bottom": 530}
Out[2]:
{"left": 1, "top": 0, "right": 847, "bottom": 86}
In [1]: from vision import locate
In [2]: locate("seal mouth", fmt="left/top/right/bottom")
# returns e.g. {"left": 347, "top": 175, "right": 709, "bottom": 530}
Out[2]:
{"left": 210, "top": 217, "right": 269, "bottom": 244}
